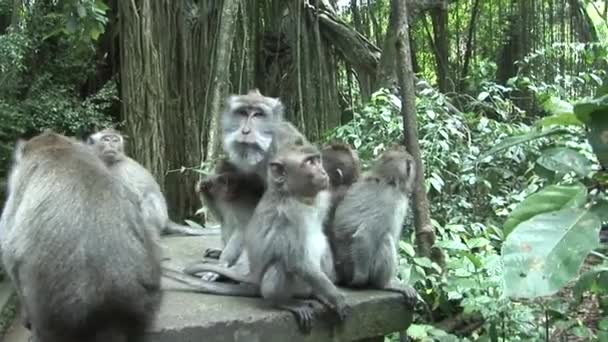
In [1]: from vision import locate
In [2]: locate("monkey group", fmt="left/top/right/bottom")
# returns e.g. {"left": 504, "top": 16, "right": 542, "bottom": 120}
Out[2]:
{"left": 0, "top": 89, "right": 417, "bottom": 341}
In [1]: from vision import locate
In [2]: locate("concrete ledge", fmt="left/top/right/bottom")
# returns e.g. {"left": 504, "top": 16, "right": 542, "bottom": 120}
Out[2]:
{"left": 152, "top": 235, "right": 413, "bottom": 342}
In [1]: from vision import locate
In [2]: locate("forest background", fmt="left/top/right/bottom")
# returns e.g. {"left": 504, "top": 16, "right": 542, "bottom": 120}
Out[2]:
{"left": 1, "top": 0, "right": 608, "bottom": 341}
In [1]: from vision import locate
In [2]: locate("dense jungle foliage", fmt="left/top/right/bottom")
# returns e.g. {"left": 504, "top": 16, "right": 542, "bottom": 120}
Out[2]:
{"left": 0, "top": 0, "right": 607, "bottom": 341}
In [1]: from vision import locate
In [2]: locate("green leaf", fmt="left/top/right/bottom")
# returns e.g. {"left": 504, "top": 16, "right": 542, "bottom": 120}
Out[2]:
{"left": 573, "top": 94, "right": 608, "bottom": 124}
{"left": 591, "top": 199, "right": 608, "bottom": 223}
{"left": 76, "top": 4, "right": 87, "bottom": 18}
{"left": 503, "top": 183, "right": 588, "bottom": 237}
{"left": 586, "top": 112, "right": 608, "bottom": 169}
{"left": 478, "top": 91, "right": 490, "bottom": 101}
{"left": 537, "top": 113, "right": 584, "bottom": 127}
{"left": 543, "top": 96, "right": 573, "bottom": 116}
{"left": 536, "top": 147, "right": 593, "bottom": 178}
{"left": 90, "top": 26, "right": 102, "bottom": 41}
{"left": 478, "top": 127, "right": 569, "bottom": 161}
{"left": 399, "top": 241, "right": 416, "bottom": 257}
{"left": 502, "top": 208, "right": 602, "bottom": 299}
{"left": 573, "top": 267, "right": 608, "bottom": 303}
{"left": 95, "top": 0, "right": 111, "bottom": 12}
{"left": 599, "top": 318, "right": 608, "bottom": 331}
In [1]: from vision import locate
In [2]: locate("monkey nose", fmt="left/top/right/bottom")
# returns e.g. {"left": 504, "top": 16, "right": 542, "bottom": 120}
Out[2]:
{"left": 241, "top": 128, "right": 251, "bottom": 135}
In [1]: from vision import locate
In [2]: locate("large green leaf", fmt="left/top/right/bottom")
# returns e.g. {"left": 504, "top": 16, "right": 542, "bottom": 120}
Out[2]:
{"left": 478, "top": 127, "right": 569, "bottom": 161}
{"left": 537, "top": 113, "right": 584, "bottom": 127}
{"left": 536, "top": 147, "right": 593, "bottom": 178}
{"left": 586, "top": 113, "right": 608, "bottom": 169}
{"left": 573, "top": 94, "right": 608, "bottom": 124}
{"left": 502, "top": 208, "right": 602, "bottom": 299}
{"left": 503, "top": 183, "right": 588, "bottom": 237}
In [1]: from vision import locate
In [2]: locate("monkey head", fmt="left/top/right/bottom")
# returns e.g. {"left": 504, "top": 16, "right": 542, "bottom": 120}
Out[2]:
{"left": 87, "top": 128, "right": 125, "bottom": 165}
{"left": 221, "top": 89, "right": 285, "bottom": 172}
{"left": 321, "top": 142, "right": 361, "bottom": 188}
{"left": 269, "top": 144, "right": 329, "bottom": 198}
{"left": 372, "top": 145, "right": 416, "bottom": 193}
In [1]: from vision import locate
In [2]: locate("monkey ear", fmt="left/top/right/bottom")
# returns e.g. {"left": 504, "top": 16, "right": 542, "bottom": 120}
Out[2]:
{"left": 85, "top": 136, "right": 95, "bottom": 145}
{"left": 271, "top": 98, "right": 285, "bottom": 119}
{"left": 269, "top": 161, "right": 286, "bottom": 183}
{"left": 335, "top": 168, "right": 344, "bottom": 184}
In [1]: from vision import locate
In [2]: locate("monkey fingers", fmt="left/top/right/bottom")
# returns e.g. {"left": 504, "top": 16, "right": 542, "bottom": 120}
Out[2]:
{"left": 203, "top": 248, "right": 222, "bottom": 259}
{"left": 384, "top": 283, "right": 418, "bottom": 307}
{"left": 200, "top": 271, "right": 221, "bottom": 282}
{"left": 277, "top": 300, "right": 316, "bottom": 334}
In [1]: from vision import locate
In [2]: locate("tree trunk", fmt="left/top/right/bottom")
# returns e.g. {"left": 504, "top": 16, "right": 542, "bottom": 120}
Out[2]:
{"left": 205, "top": 0, "right": 240, "bottom": 160}
{"left": 119, "top": 0, "right": 203, "bottom": 220}
{"left": 430, "top": 2, "right": 449, "bottom": 92}
{"left": 393, "top": 0, "right": 438, "bottom": 261}
{"left": 459, "top": 0, "right": 480, "bottom": 91}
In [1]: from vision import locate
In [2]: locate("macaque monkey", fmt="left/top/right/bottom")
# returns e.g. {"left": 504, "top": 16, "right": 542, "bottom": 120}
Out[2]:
{"left": 0, "top": 131, "right": 162, "bottom": 341}
{"left": 193, "top": 160, "right": 265, "bottom": 280}
{"left": 320, "top": 142, "right": 361, "bottom": 235}
{"left": 163, "top": 144, "right": 348, "bottom": 332}
{"left": 87, "top": 128, "right": 213, "bottom": 236}
{"left": 330, "top": 146, "right": 418, "bottom": 306}
{"left": 195, "top": 90, "right": 309, "bottom": 278}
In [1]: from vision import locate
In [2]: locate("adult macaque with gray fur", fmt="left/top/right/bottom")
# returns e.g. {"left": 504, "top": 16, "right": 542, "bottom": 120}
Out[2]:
{"left": 88, "top": 128, "right": 213, "bottom": 236}
{"left": 195, "top": 90, "right": 309, "bottom": 280}
{"left": 330, "top": 146, "right": 418, "bottom": 306}
{"left": 0, "top": 131, "right": 162, "bottom": 342}
{"left": 164, "top": 144, "right": 348, "bottom": 333}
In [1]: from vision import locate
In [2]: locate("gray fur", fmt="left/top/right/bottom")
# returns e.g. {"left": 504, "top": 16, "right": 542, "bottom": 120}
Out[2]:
{"left": 0, "top": 131, "right": 162, "bottom": 342}
{"left": 330, "top": 147, "right": 418, "bottom": 306}
{"left": 168, "top": 145, "right": 348, "bottom": 332}
{"left": 199, "top": 92, "right": 309, "bottom": 281}
{"left": 88, "top": 129, "right": 211, "bottom": 237}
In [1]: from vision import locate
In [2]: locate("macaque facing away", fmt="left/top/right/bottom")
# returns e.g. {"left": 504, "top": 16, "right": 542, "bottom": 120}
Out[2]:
{"left": 0, "top": 131, "right": 162, "bottom": 342}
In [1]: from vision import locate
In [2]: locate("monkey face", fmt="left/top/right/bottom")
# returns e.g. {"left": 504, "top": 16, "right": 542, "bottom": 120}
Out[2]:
{"left": 271, "top": 151, "right": 329, "bottom": 197}
{"left": 97, "top": 134, "right": 124, "bottom": 163}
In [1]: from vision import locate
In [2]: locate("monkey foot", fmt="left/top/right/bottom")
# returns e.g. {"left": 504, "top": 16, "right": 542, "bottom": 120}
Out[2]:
{"left": 203, "top": 248, "right": 222, "bottom": 259}
{"left": 200, "top": 271, "right": 221, "bottom": 282}
{"left": 279, "top": 301, "right": 316, "bottom": 334}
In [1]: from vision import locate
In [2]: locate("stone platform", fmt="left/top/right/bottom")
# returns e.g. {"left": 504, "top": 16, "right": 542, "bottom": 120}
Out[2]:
{"left": 3, "top": 234, "right": 413, "bottom": 342}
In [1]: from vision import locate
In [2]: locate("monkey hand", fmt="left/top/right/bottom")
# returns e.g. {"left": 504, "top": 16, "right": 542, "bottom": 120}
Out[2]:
{"left": 396, "top": 285, "right": 418, "bottom": 307}
{"left": 203, "top": 248, "right": 222, "bottom": 260}
{"left": 331, "top": 292, "right": 351, "bottom": 322}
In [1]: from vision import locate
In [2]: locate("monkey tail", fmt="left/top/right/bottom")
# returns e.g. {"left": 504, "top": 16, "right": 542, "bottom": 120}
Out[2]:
{"left": 161, "top": 267, "right": 259, "bottom": 297}
{"left": 165, "top": 220, "right": 221, "bottom": 236}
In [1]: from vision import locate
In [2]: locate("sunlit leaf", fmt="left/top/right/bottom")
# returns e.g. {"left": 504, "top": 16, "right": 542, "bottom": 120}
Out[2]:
{"left": 502, "top": 208, "right": 601, "bottom": 299}
{"left": 503, "top": 183, "right": 587, "bottom": 237}
{"left": 542, "top": 96, "right": 573, "bottom": 116}
{"left": 536, "top": 147, "right": 593, "bottom": 178}
{"left": 537, "top": 113, "right": 584, "bottom": 127}
{"left": 477, "top": 91, "right": 490, "bottom": 101}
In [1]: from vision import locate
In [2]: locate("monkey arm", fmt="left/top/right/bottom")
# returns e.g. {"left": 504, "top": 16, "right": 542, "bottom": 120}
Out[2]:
{"left": 181, "top": 263, "right": 254, "bottom": 284}
{"left": 217, "top": 229, "right": 245, "bottom": 266}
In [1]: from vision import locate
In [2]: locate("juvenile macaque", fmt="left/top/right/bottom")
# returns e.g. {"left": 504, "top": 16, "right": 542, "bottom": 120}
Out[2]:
{"left": 87, "top": 128, "right": 213, "bottom": 236}
{"left": 164, "top": 144, "right": 348, "bottom": 332}
{"left": 320, "top": 142, "right": 361, "bottom": 235}
{"left": 194, "top": 160, "right": 265, "bottom": 280}
{"left": 330, "top": 146, "right": 418, "bottom": 306}
{"left": 0, "top": 131, "right": 162, "bottom": 341}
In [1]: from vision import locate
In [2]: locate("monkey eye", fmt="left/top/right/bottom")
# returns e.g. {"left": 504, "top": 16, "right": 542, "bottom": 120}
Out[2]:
{"left": 252, "top": 111, "right": 264, "bottom": 117}
{"left": 236, "top": 109, "right": 248, "bottom": 116}
{"left": 101, "top": 136, "right": 111, "bottom": 142}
